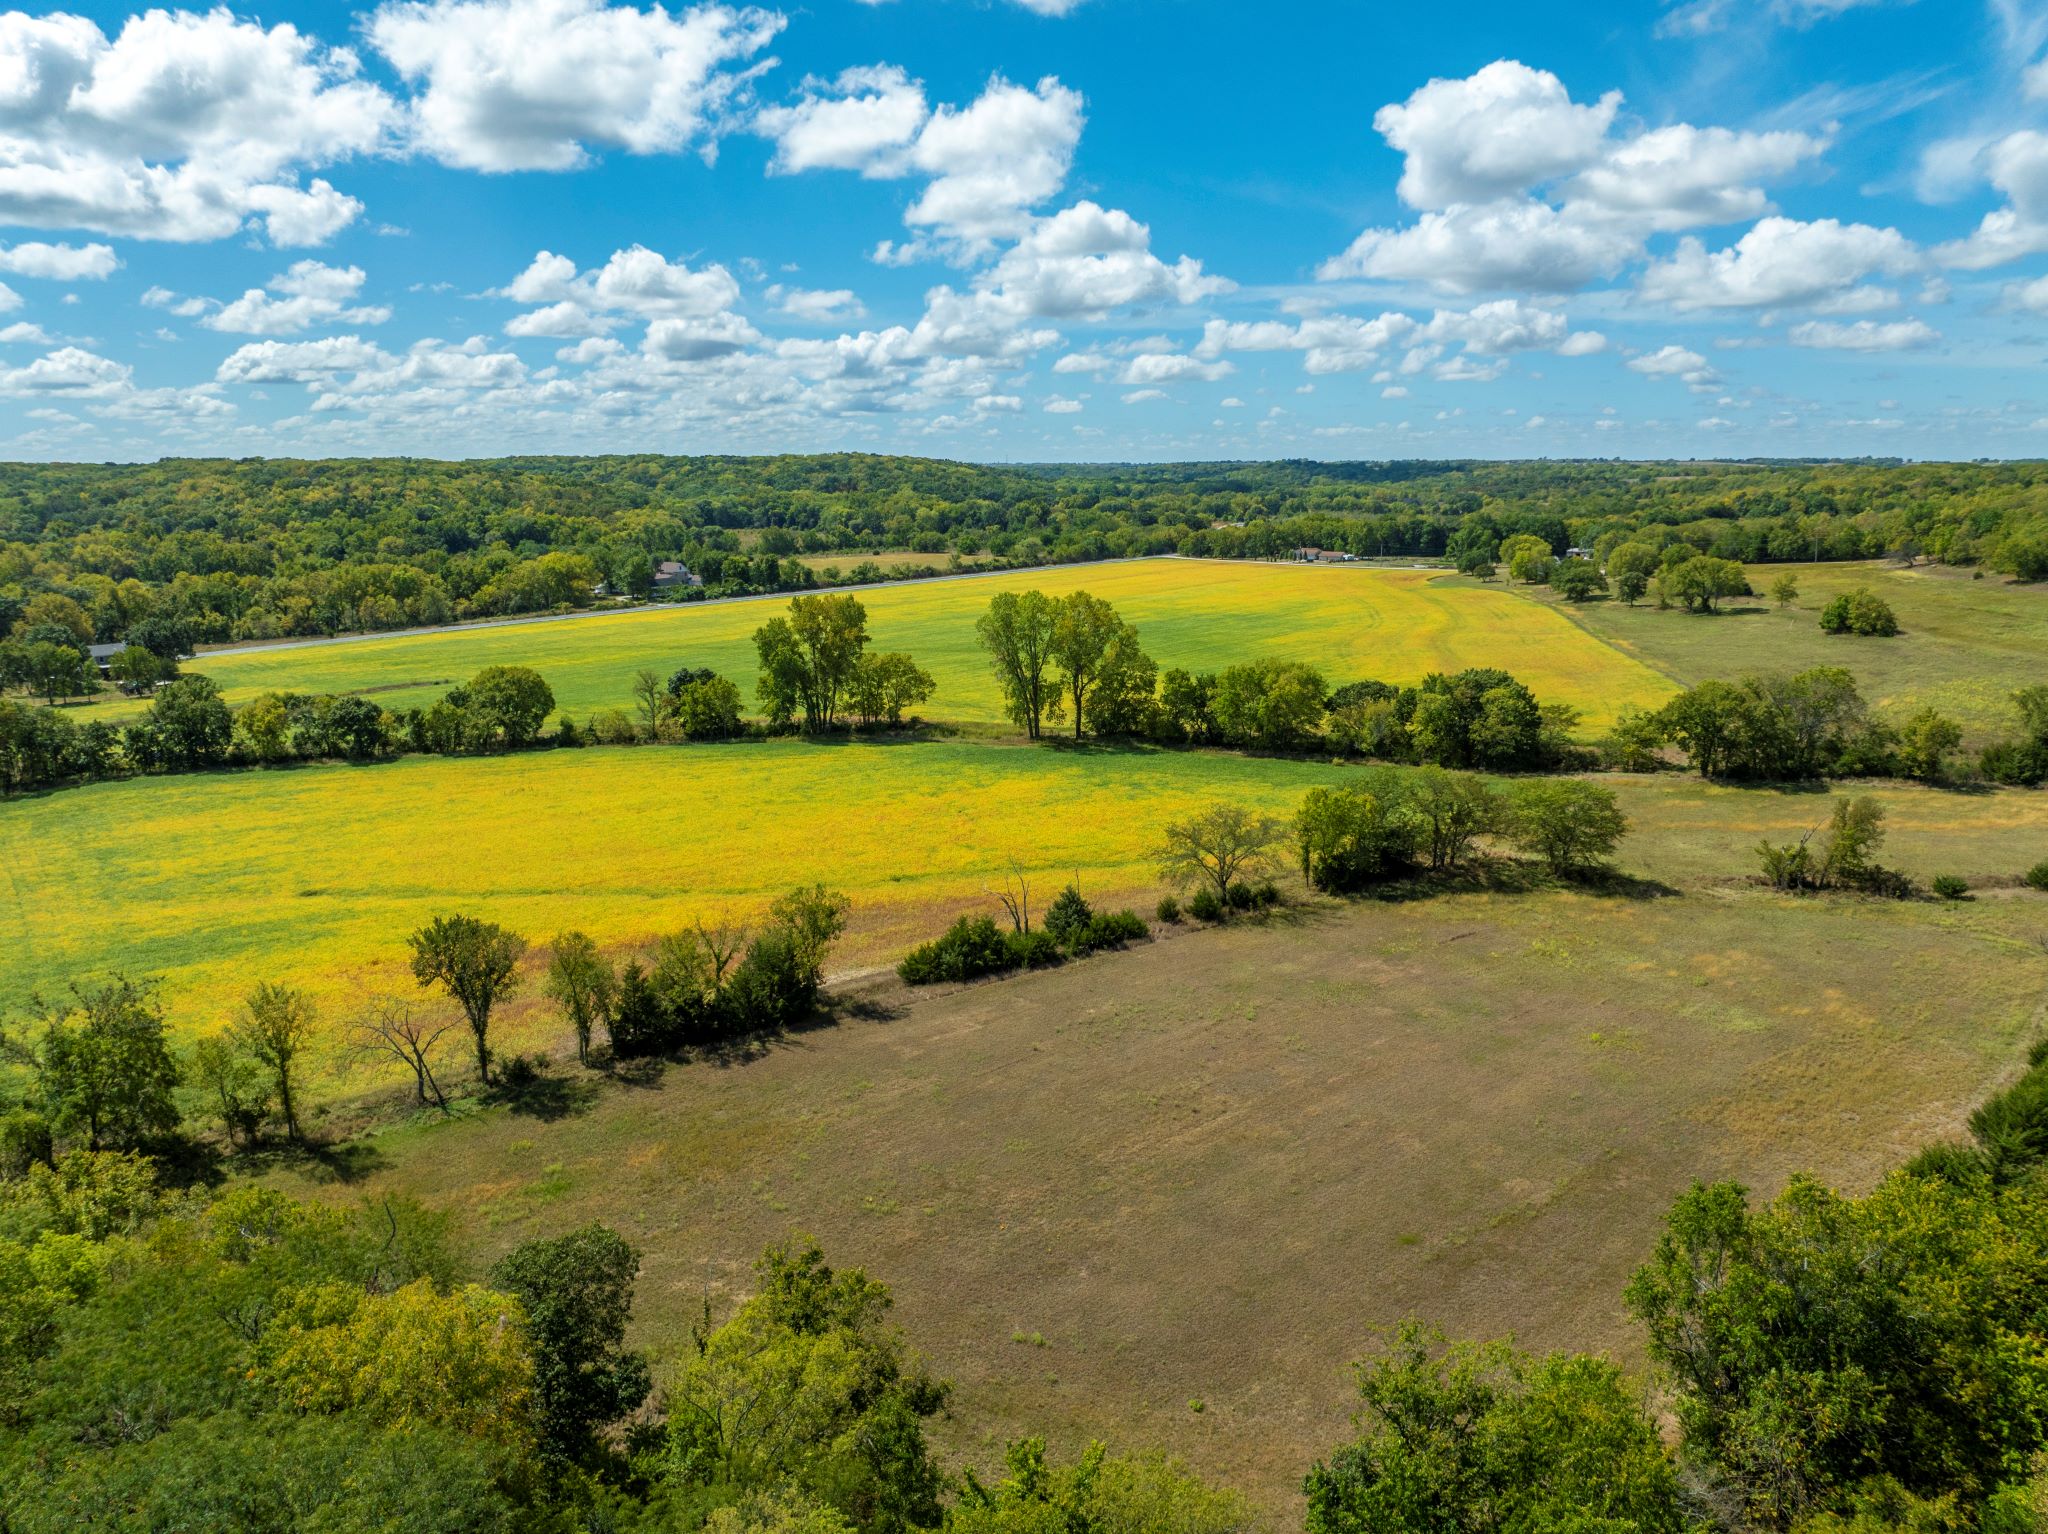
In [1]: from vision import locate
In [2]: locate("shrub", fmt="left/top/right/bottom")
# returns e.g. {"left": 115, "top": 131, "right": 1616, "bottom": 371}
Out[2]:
{"left": 1043, "top": 884, "right": 1095, "bottom": 949}
{"left": 1982, "top": 739, "right": 2048, "bottom": 786}
{"left": 725, "top": 928, "right": 816, "bottom": 1029}
{"left": 1295, "top": 781, "right": 1419, "bottom": 893}
{"left": 1549, "top": 559, "right": 1604, "bottom": 602}
{"left": 666, "top": 674, "right": 745, "bottom": 740}
{"left": 1003, "top": 929, "right": 1064, "bottom": 970}
{"left": 1076, "top": 910, "right": 1148, "bottom": 954}
{"left": 1818, "top": 588, "right": 1900, "bottom": 636}
{"left": 1503, "top": 780, "right": 1629, "bottom": 874}
{"left": 1756, "top": 839, "right": 1814, "bottom": 891}
{"left": 588, "top": 708, "right": 638, "bottom": 746}
{"left": 1901, "top": 1140, "right": 1989, "bottom": 1187}
{"left": 899, "top": 916, "right": 1012, "bottom": 985}
{"left": 1932, "top": 874, "right": 1971, "bottom": 900}
{"left": 1188, "top": 887, "right": 1224, "bottom": 922}
{"left": 606, "top": 963, "right": 669, "bottom": 1058}
{"left": 0, "top": 1108, "right": 54, "bottom": 1179}
{"left": 1226, "top": 880, "right": 1256, "bottom": 911}
{"left": 1155, "top": 894, "right": 1182, "bottom": 923}
{"left": 1970, "top": 1066, "right": 2048, "bottom": 1183}
{"left": 1254, "top": 880, "right": 1281, "bottom": 907}
{"left": 2027, "top": 861, "right": 2048, "bottom": 892}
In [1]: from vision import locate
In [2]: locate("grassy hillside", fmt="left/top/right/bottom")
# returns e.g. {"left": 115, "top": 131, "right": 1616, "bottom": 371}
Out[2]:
{"left": 265, "top": 883, "right": 2048, "bottom": 1517}
{"left": 1515, "top": 561, "right": 2048, "bottom": 741}
{"left": 93, "top": 559, "right": 1674, "bottom": 731}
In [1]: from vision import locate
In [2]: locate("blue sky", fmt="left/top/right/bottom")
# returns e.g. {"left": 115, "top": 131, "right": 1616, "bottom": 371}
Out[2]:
{"left": 1, "top": 0, "right": 2045, "bottom": 461}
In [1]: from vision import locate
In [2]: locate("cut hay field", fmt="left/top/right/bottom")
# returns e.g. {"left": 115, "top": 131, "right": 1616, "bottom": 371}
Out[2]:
{"left": 267, "top": 877, "right": 2048, "bottom": 1519}
{"left": 112, "top": 558, "right": 1674, "bottom": 730}
{"left": 8, "top": 731, "right": 2048, "bottom": 1079}
{"left": 1517, "top": 560, "right": 2048, "bottom": 741}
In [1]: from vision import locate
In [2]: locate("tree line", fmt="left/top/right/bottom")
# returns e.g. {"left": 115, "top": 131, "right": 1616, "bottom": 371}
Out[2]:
{"left": 0, "top": 589, "right": 945, "bottom": 794}
{"left": 15, "top": 599, "right": 2036, "bottom": 799}
{"left": 12, "top": 454, "right": 2048, "bottom": 650}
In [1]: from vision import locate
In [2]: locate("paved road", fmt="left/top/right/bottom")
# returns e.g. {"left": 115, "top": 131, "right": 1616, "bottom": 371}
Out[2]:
{"left": 193, "top": 557, "right": 1156, "bottom": 660}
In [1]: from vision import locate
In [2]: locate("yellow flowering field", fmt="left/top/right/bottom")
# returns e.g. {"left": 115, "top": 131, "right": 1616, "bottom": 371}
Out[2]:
{"left": 10, "top": 727, "right": 2048, "bottom": 1091}
{"left": 114, "top": 558, "right": 1676, "bottom": 731}
{"left": 0, "top": 739, "right": 1364, "bottom": 1066}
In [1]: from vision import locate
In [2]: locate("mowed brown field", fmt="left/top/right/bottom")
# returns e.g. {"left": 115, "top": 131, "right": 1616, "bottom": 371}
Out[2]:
{"left": 269, "top": 845, "right": 2048, "bottom": 1520}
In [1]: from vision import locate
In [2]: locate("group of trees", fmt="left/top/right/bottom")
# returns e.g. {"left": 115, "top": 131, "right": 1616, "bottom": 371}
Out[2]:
{"left": 1619, "top": 668, "right": 2035, "bottom": 786}
{"left": 2, "top": 1103, "right": 1253, "bottom": 1534}
{"left": 897, "top": 883, "right": 1148, "bottom": 985}
{"left": 1489, "top": 534, "right": 1915, "bottom": 641}
{"left": 0, "top": 587, "right": 187, "bottom": 707}
{"left": 1, "top": 976, "right": 307, "bottom": 1164}
{"left": 567, "top": 885, "right": 850, "bottom": 1060}
{"left": 1755, "top": 795, "right": 1895, "bottom": 893}
{"left": 1470, "top": 531, "right": 1758, "bottom": 614}
{"left": 756, "top": 594, "right": 935, "bottom": 733}
{"left": 1293, "top": 773, "right": 1627, "bottom": 892}
{"left": 0, "top": 1078, "right": 1246, "bottom": 1534}
{"left": 1151, "top": 774, "right": 1630, "bottom": 918}
{"left": 1622, "top": 667, "right": 1897, "bottom": 781}
{"left": 0, "top": 890, "right": 850, "bottom": 1181}
{"left": 973, "top": 586, "right": 1585, "bottom": 771}
{"left": 0, "top": 662, "right": 562, "bottom": 794}
{"left": 976, "top": 589, "right": 1155, "bottom": 740}
{"left": 14, "top": 1033, "right": 2048, "bottom": 1534}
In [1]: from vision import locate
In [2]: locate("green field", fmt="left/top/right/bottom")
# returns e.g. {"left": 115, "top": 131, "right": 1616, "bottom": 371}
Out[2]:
{"left": 100, "top": 559, "right": 1675, "bottom": 731}
{"left": 1517, "top": 561, "right": 2048, "bottom": 741}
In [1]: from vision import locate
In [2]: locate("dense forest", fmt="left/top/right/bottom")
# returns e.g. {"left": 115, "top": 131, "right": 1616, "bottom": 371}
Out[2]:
{"left": 4, "top": 455, "right": 2048, "bottom": 647}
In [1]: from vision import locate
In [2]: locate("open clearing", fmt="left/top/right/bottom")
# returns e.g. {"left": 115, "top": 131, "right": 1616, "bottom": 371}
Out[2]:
{"left": 97, "top": 559, "right": 1674, "bottom": 730}
{"left": 1514, "top": 560, "right": 2048, "bottom": 741}
{"left": 269, "top": 882, "right": 2048, "bottom": 1519}
{"left": 7, "top": 732, "right": 2047, "bottom": 1077}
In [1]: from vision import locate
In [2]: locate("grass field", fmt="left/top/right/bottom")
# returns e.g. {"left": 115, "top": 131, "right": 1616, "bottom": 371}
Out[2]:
{"left": 1513, "top": 561, "right": 2048, "bottom": 742}
{"left": 94, "top": 559, "right": 1675, "bottom": 731}
{"left": 264, "top": 878, "right": 2048, "bottom": 1519}
{"left": 8, "top": 732, "right": 2048, "bottom": 1072}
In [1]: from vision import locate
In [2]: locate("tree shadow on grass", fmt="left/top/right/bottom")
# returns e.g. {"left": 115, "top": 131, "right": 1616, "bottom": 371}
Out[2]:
{"left": 292, "top": 1138, "right": 388, "bottom": 1185}
{"left": 485, "top": 1062, "right": 601, "bottom": 1122}
{"left": 837, "top": 993, "right": 907, "bottom": 1023}
{"left": 142, "top": 1131, "right": 227, "bottom": 1191}
{"left": 1355, "top": 857, "right": 1679, "bottom": 905}
{"left": 232, "top": 1135, "right": 388, "bottom": 1186}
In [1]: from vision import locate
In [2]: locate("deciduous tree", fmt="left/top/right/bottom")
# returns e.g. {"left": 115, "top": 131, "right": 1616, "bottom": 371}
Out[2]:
{"left": 1158, "top": 803, "right": 1288, "bottom": 913}
{"left": 977, "top": 590, "right": 1062, "bottom": 740}
{"left": 409, "top": 916, "right": 526, "bottom": 1085}
{"left": 231, "top": 982, "right": 317, "bottom": 1142}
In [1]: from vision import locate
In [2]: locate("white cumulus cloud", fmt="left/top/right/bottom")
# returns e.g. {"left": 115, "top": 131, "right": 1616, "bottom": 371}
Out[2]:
{"left": 367, "top": 0, "right": 783, "bottom": 172}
